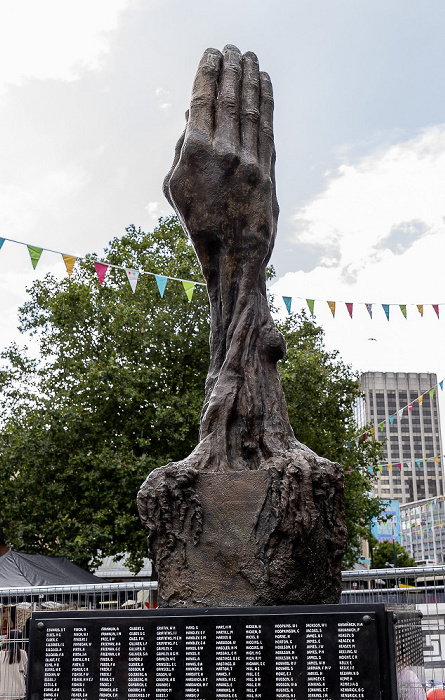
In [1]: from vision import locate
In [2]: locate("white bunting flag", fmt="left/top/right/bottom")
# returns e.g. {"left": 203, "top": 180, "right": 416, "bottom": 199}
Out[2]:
{"left": 126, "top": 268, "right": 140, "bottom": 293}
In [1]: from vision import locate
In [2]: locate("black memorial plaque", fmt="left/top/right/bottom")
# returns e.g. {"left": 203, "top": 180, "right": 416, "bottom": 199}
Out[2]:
{"left": 27, "top": 604, "right": 411, "bottom": 700}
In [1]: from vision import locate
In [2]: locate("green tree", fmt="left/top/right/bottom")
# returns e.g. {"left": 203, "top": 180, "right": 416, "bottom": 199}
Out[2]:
{"left": 0, "top": 217, "right": 384, "bottom": 571}
{"left": 277, "top": 311, "right": 384, "bottom": 569}
{"left": 371, "top": 539, "right": 416, "bottom": 569}
{"left": 0, "top": 217, "right": 210, "bottom": 571}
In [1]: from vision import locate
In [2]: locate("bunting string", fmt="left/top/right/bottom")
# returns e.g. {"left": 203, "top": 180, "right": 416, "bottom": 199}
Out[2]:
{"left": 277, "top": 295, "right": 443, "bottom": 321}
{"left": 0, "top": 236, "right": 206, "bottom": 301}
{"left": 1, "top": 236, "right": 445, "bottom": 315}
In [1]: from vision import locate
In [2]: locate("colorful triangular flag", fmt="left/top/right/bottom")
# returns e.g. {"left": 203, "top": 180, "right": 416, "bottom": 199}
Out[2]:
{"left": 416, "top": 460, "right": 421, "bottom": 469}
{"left": 433, "top": 304, "right": 440, "bottom": 319}
{"left": 62, "top": 254, "right": 77, "bottom": 278}
{"left": 306, "top": 299, "right": 315, "bottom": 316}
{"left": 94, "top": 262, "right": 109, "bottom": 286}
{"left": 155, "top": 275, "right": 168, "bottom": 298}
{"left": 368, "top": 466, "right": 373, "bottom": 475}
{"left": 0, "top": 238, "right": 4, "bottom": 250}
{"left": 182, "top": 280, "right": 195, "bottom": 302}
{"left": 399, "top": 304, "right": 407, "bottom": 319}
{"left": 398, "top": 408, "right": 404, "bottom": 421}
{"left": 283, "top": 296, "right": 292, "bottom": 315}
{"left": 418, "top": 395, "right": 423, "bottom": 406}
{"left": 417, "top": 304, "right": 424, "bottom": 317}
{"left": 429, "top": 388, "right": 435, "bottom": 400}
{"left": 388, "top": 464, "right": 392, "bottom": 472}
{"left": 28, "top": 245, "right": 43, "bottom": 270}
{"left": 327, "top": 301, "right": 336, "bottom": 317}
{"left": 389, "top": 415, "right": 394, "bottom": 425}
{"left": 379, "top": 421, "right": 384, "bottom": 432}
{"left": 365, "top": 303, "right": 373, "bottom": 319}
{"left": 125, "top": 268, "right": 140, "bottom": 293}
{"left": 408, "top": 403, "right": 413, "bottom": 413}
{"left": 382, "top": 304, "right": 390, "bottom": 321}
{"left": 346, "top": 302, "right": 353, "bottom": 318}
{"left": 440, "top": 380, "right": 444, "bottom": 391}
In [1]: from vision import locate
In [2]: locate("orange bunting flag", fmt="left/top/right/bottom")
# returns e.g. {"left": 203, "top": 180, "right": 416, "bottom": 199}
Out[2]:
{"left": 62, "top": 254, "right": 77, "bottom": 278}
{"left": 417, "top": 304, "right": 424, "bottom": 317}
{"left": 346, "top": 302, "right": 353, "bottom": 318}
{"left": 327, "top": 301, "right": 336, "bottom": 317}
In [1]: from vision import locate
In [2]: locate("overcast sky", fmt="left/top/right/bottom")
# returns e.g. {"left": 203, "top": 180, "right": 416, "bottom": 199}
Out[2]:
{"left": 1, "top": 0, "right": 445, "bottom": 408}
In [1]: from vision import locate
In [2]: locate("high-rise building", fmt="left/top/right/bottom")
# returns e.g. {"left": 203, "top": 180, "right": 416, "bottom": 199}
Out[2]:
{"left": 359, "top": 372, "right": 444, "bottom": 504}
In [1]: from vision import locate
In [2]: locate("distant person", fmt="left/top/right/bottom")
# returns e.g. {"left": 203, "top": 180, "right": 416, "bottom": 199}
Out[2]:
{"left": 0, "top": 631, "right": 27, "bottom": 700}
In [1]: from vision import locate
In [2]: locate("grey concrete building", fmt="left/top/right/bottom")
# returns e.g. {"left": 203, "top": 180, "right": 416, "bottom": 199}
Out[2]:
{"left": 359, "top": 372, "right": 444, "bottom": 504}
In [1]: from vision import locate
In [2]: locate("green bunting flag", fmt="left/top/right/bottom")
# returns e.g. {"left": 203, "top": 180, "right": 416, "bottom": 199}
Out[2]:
{"left": 400, "top": 304, "right": 407, "bottom": 319}
{"left": 306, "top": 299, "right": 314, "bottom": 316}
{"left": 27, "top": 245, "right": 43, "bottom": 269}
{"left": 182, "top": 280, "right": 195, "bottom": 302}
{"left": 429, "top": 388, "right": 435, "bottom": 400}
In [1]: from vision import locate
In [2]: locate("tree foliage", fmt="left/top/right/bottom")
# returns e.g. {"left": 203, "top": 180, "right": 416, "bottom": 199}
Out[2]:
{"left": 276, "top": 311, "right": 384, "bottom": 569}
{"left": 371, "top": 539, "right": 416, "bottom": 569}
{"left": 0, "top": 216, "right": 384, "bottom": 571}
{"left": 0, "top": 217, "right": 210, "bottom": 571}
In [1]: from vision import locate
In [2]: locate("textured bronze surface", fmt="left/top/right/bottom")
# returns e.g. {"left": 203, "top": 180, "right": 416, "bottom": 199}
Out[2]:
{"left": 138, "top": 45, "right": 347, "bottom": 607}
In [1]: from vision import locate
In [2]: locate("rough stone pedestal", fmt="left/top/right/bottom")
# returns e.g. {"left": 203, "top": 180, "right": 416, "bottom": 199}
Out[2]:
{"left": 137, "top": 450, "right": 347, "bottom": 608}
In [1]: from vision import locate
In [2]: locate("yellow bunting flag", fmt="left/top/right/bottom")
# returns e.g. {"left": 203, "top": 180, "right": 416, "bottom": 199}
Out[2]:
{"left": 182, "top": 280, "right": 195, "bottom": 302}
{"left": 327, "top": 301, "right": 336, "bottom": 317}
{"left": 417, "top": 304, "right": 424, "bottom": 317}
{"left": 418, "top": 395, "right": 423, "bottom": 406}
{"left": 62, "top": 254, "right": 77, "bottom": 278}
{"left": 388, "top": 464, "right": 392, "bottom": 472}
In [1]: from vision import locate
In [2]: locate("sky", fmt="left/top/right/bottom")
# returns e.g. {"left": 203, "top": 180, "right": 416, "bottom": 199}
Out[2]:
{"left": 1, "top": 0, "right": 445, "bottom": 412}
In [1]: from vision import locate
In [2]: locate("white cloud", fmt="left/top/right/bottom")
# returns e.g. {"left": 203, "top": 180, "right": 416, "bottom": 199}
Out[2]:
{"left": 0, "top": 166, "right": 91, "bottom": 239}
{"left": 0, "top": 0, "right": 131, "bottom": 88}
{"left": 273, "top": 126, "right": 445, "bottom": 377}
{"left": 291, "top": 125, "right": 445, "bottom": 275}
{"left": 155, "top": 87, "right": 172, "bottom": 112}
{"left": 145, "top": 201, "right": 172, "bottom": 221}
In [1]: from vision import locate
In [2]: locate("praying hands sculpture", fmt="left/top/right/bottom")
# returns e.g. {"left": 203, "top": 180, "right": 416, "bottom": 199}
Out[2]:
{"left": 138, "top": 46, "right": 347, "bottom": 608}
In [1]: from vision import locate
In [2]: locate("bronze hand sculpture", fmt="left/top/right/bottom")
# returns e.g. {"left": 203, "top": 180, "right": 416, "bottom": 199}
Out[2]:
{"left": 138, "top": 47, "right": 347, "bottom": 608}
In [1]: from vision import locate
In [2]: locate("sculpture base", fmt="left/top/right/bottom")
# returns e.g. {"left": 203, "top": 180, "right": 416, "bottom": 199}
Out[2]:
{"left": 138, "top": 452, "right": 347, "bottom": 608}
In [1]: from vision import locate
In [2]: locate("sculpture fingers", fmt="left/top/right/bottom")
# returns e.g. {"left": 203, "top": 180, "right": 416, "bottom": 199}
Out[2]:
{"left": 259, "top": 71, "right": 275, "bottom": 169}
{"left": 240, "top": 51, "right": 260, "bottom": 160}
{"left": 215, "top": 44, "right": 242, "bottom": 152}
{"left": 189, "top": 48, "right": 222, "bottom": 141}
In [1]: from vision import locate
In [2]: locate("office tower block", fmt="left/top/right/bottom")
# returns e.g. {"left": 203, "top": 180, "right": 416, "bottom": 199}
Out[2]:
{"left": 359, "top": 372, "right": 444, "bottom": 504}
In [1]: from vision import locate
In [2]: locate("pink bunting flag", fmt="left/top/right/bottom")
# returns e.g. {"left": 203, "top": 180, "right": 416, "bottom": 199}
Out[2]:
{"left": 94, "top": 262, "right": 109, "bottom": 286}
{"left": 433, "top": 304, "right": 440, "bottom": 319}
{"left": 408, "top": 403, "right": 413, "bottom": 413}
{"left": 346, "top": 302, "right": 353, "bottom": 318}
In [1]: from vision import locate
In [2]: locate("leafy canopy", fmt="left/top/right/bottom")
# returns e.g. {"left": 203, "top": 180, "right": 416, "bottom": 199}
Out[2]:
{"left": 371, "top": 539, "right": 416, "bottom": 569}
{"left": 0, "top": 216, "right": 384, "bottom": 571}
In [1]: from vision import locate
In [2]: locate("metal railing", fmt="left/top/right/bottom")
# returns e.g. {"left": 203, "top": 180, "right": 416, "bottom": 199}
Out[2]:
{"left": 341, "top": 565, "right": 445, "bottom": 688}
